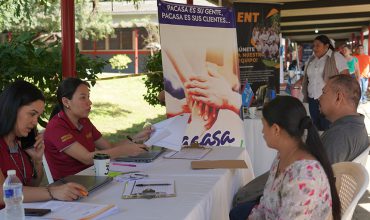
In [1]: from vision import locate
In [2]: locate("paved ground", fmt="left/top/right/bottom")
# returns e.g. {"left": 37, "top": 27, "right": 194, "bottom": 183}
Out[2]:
{"left": 352, "top": 103, "right": 370, "bottom": 219}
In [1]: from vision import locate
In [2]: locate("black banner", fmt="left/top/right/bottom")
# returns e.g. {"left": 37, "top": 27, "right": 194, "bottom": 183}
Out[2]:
{"left": 234, "top": 2, "right": 281, "bottom": 105}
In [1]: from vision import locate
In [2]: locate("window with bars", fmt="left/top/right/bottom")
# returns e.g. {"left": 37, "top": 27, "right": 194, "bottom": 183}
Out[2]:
{"left": 81, "top": 27, "right": 149, "bottom": 51}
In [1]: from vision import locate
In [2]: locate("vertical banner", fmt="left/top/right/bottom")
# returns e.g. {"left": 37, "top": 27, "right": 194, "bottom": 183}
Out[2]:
{"left": 234, "top": 2, "right": 281, "bottom": 104}
{"left": 158, "top": 0, "right": 244, "bottom": 147}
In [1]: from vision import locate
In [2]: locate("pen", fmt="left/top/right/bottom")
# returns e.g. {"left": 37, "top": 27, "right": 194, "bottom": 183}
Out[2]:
{"left": 127, "top": 135, "right": 148, "bottom": 151}
{"left": 126, "top": 135, "right": 134, "bottom": 142}
{"left": 132, "top": 173, "right": 149, "bottom": 177}
{"left": 141, "top": 147, "right": 149, "bottom": 152}
{"left": 79, "top": 189, "right": 88, "bottom": 196}
{"left": 136, "top": 183, "right": 171, "bottom": 187}
{"left": 112, "top": 162, "right": 137, "bottom": 167}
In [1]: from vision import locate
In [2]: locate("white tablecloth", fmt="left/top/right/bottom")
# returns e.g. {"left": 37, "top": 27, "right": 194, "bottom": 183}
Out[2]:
{"left": 243, "top": 114, "right": 277, "bottom": 177}
{"left": 6, "top": 147, "right": 254, "bottom": 220}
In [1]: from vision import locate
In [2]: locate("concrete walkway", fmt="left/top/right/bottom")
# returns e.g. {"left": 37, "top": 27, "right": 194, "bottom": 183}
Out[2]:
{"left": 352, "top": 103, "right": 370, "bottom": 219}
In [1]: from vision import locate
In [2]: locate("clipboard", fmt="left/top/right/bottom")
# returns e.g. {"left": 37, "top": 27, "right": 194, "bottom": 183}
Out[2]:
{"left": 164, "top": 142, "right": 212, "bottom": 160}
{"left": 122, "top": 179, "right": 176, "bottom": 199}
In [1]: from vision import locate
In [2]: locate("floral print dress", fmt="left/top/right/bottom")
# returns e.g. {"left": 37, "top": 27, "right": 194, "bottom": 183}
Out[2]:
{"left": 249, "top": 157, "right": 332, "bottom": 220}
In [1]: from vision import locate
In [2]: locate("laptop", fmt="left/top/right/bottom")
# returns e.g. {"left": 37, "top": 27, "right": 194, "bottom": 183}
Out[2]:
{"left": 114, "top": 147, "right": 166, "bottom": 163}
{"left": 50, "top": 175, "right": 113, "bottom": 193}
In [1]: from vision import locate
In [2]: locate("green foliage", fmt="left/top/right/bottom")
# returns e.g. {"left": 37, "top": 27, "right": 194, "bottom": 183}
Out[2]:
{"left": 0, "top": 0, "right": 114, "bottom": 41}
{"left": 1, "top": 0, "right": 60, "bottom": 33}
{"left": 75, "top": 1, "right": 114, "bottom": 41}
{"left": 143, "top": 51, "right": 164, "bottom": 106}
{"left": 0, "top": 0, "right": 52, "bottom": 22}
{"left": 109, "top": 54, "right": 132, "bottom": 72}
{"left": 0, "top": 32, "right": 106, "bottom": 126}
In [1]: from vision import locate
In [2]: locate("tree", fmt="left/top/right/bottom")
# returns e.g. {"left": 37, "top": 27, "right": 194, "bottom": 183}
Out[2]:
{"left": 0, "top": 0, "right": 145, "bottom": 123}
{"left": 0, "top": 0, "right": 144, "bottom": 36}
{"left": 0, "top": 0, "right": 114, "bottom": 41}
{"left": 143, "top": 51, "right": 164, "bottom": 106}
{"left": 0, "top": 32, "right": 106, "bottom": 126}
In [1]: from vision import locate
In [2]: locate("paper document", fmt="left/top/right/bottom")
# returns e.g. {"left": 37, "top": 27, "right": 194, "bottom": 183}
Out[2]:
{"left": 144, "top": 129, "right": 171, "bottom": 147}
{"left": 164, "top": 147, "right": 212, "bottom": 160}
{"left": 144, "top": 114, "right": 189, "bottom": 151}
{"left": 122, "top": 179, "right": 176, "bottom": 199}
{"left": 26, "top": 201, "right": 118, "bottom": 220}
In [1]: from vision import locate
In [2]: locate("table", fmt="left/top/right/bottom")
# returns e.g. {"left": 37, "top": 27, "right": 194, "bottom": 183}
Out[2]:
{"left": 243, "top": 115, "right": 277, "bottom": 177}
{"left": 6, "top": 147, "right": 254, "bottom": 220}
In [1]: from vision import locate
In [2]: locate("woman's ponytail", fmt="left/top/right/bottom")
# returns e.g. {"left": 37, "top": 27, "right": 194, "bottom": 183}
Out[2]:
{"left": 303, "top": 118, "right": 341, "bottom": 220}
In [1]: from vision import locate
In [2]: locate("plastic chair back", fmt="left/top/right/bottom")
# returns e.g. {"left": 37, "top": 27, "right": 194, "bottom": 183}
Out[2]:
{"left": 332, "top": 162, "right": 369, "bottom": 220}
{"left": 352, "top": 146, "right": 370, "bottom": 167}
{"left": 42, "top": 155, "right": 54, "bottom": 184}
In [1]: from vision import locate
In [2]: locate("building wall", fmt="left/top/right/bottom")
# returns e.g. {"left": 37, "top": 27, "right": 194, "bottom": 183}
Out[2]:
{"left": 82, "top": 53, "right": 150, "bottom": 73}
{"left": 80, "top": 26, "right": 153, "bottom": 73}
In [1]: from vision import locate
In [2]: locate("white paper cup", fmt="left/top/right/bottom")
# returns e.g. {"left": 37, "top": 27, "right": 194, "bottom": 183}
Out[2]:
{"left": 93, "top": 153, "right": 110, "bottom": 176}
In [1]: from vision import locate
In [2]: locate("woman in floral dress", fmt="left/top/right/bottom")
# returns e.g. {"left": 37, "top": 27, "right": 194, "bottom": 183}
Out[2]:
{"left": 248, "top": 96, "right": 340, "bottom": 220}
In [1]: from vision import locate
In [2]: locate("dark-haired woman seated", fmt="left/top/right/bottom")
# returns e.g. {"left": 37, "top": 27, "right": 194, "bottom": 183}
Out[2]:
{"left": 248, "top": 96, "right": 340, "bottom": 220}
{"left": 0, "top": 81, "right": 86, "bottom": 207}
{"left": 44, "top": 78, "right": 152, "bottom": 180}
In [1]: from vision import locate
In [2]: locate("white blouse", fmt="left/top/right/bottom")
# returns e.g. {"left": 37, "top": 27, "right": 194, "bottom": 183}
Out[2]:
{"left": 306, "top": 49, "right": 347, "bottom": 99}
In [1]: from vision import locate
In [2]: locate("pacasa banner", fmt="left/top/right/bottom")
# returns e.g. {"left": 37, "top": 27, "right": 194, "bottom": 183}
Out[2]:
{"left": 158, "top": 0, "right": 245, "bottom": 147}
{"left": 234, "top": 2, "right": 281, "bottom": 103}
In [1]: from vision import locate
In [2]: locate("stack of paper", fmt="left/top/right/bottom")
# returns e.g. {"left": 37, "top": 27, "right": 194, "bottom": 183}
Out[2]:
{"left": 26, "top": 201, "right": 118, "bottom": 220}
{"left": 144, "top": 114, "right": 189, "bottom": 151}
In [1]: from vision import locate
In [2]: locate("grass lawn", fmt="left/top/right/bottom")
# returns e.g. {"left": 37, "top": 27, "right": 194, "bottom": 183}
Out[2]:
{"left": 89, "top": 76, "right": 166, "bottom": 142}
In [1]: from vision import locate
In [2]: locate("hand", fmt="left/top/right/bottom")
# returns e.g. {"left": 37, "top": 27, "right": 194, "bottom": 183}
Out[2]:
{"left": 185, "top": 63, "right": 234, "bottom": 110}
{"left": 132, "top": 125, "right": 154, "bottom": 143}
{"left": 190, "top": 101, "right": 219, "bottom": 132}
{"left": 122, "top": 142, "right": 148, "bottom": 156}
{"left": 25, "top": 133, "right": 45, "bottom": 162}
{"left": 49, "top": 182, "right": 87, "bottom": 201}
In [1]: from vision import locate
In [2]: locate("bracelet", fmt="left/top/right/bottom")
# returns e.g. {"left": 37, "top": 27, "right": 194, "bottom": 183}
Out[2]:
{"left": 46, "top": 186, "right": 55, "bottom": 200}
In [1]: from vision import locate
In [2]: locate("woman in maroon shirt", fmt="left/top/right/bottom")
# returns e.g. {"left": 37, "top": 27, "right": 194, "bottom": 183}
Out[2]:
{"left": 44, "top": 77, "right": 151, "bottom": 179}
{"left": 0, "top": 80, "right": 86, "bottom": 207}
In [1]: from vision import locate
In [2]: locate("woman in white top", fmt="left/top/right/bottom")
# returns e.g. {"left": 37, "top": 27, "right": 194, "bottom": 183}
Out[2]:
{"left": 295, "top": 35, "right": 348, "bottom": 131}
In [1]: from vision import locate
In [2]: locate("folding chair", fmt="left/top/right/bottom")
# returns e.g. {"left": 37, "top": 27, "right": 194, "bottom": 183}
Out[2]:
{"left": 332, "top": 162, "right": 369, "bottom": 220}
{"left": 42, "top": 155, "right": 54, "bottom": 184}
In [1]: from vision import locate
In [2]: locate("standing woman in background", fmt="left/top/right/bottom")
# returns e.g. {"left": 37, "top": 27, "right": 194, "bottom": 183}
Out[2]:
{"left": 0, "top": 81, "right": 86, "bottom": 207}
{"left": 295, "top": 35, "right": 349, "bottom": 131}
{"left": 44, "top": 78, "right": 152, "bottom": 180}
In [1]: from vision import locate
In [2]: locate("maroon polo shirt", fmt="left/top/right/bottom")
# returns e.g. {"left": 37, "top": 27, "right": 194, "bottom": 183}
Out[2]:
{"left": 44, "top": 111, "right": 102, "bottom": 180}
{"left": 0, "top": 138, "right": 33, "bottom": 209}
{"left": 0, "top": 138, "right": 33, "bottom": 185}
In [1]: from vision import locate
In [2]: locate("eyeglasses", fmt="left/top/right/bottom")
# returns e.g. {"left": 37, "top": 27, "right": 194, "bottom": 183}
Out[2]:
{"left": 114, "top": 172, "right": 149, "bottom": 182}
{"left": 129, "top": 173, "right": 149, "bottom": 180}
